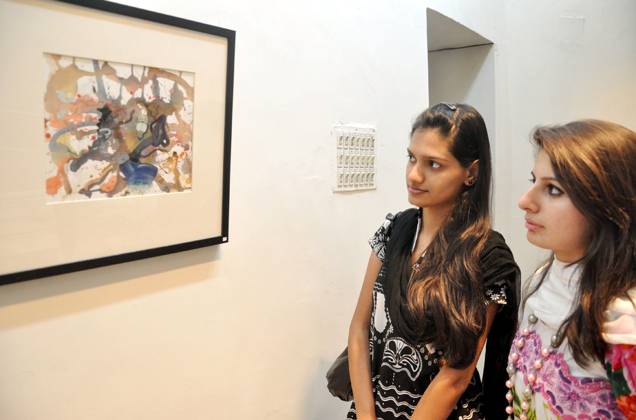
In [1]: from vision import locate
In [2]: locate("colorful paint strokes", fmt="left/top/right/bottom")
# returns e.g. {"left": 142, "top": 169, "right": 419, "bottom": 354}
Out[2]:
{"left": 44, "top": 53, "right": 194, "bottom": 202}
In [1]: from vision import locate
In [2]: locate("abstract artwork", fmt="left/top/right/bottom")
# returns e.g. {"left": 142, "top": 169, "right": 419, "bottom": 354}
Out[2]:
{"left": 44, "top": 54, "right": 194, "bottom": 201}
{"left": 0, "top": 0, "right": 234, "bottom": 285}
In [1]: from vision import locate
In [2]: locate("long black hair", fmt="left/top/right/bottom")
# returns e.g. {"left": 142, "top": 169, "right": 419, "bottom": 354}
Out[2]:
{"left": 386, "top": 103, "right": 494, "bottom": 368}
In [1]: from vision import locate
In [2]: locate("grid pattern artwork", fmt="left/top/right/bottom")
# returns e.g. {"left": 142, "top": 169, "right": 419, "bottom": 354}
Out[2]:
{"left": 334, "top": 124, "right": 376, "bottom": 192}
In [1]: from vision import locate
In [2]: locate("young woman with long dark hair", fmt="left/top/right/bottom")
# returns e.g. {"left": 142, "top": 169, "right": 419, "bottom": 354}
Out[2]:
{"left": 347, "top": 103, "right": 519, "bottom": 419}
{"left": 507, "top": 120, "right": 636, "bottom": 419}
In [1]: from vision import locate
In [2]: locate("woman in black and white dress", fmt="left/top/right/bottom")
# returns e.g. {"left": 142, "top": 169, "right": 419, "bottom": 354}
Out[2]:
{"left": 347, "top": 103, "right": 519, "bottom": 420}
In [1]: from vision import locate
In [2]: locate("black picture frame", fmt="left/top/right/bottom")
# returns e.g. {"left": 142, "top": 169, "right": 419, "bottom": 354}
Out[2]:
{"left": 0, "top": 0, "right": 234, "bottom": 285}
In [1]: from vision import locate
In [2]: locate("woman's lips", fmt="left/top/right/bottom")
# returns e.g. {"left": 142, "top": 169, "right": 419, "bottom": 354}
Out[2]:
{"left": 525, "top": 218, "right": 543, "bottom": 232}
{"left": 408, "top": 186, "right": 427, "bottom": 194}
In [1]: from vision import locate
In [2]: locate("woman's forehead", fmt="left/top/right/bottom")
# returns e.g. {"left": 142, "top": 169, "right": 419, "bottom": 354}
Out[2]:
{"left": 409, "top": 128, "right": 453, "bottom": 160}
{"left": 533, "top": 149, "right": 555, "bottom": 176}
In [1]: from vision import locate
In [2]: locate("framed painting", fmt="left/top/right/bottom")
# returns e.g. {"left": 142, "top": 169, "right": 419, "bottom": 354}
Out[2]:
{"left": 0, "top": 0, "right": 234, "bottom": 285}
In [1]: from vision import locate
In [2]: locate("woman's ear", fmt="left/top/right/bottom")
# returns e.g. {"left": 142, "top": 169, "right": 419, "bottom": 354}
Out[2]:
{"left": 464, "top": 160, "right": 479, "bottom": 186}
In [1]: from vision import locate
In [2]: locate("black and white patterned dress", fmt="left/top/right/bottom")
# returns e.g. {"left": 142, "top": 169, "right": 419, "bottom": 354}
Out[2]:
{"left": 347, "top": 212, "right": 516, "bottom": 420}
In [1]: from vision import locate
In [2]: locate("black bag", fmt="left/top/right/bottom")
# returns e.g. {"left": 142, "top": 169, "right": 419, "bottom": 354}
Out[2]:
{"left": 325, "top": 347, "right": 352, "bottom": 401}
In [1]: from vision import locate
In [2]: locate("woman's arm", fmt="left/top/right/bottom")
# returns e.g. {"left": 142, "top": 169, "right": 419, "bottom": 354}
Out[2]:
{"left": 603, "top": 294, "right": 636, "bottom": 418}
{"left": 348, "top": 252, "right": 383, "bottom": 420}
{"left": 410, "top": 304, "right": 498, "bottom": 420}
{"left": 605, "top": 344, "right": 636, "bottom": 418}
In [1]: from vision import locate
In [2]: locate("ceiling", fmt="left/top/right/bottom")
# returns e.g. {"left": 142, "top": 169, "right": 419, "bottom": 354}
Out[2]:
{"left": 427, "top": 8, "right": 492, "bottom": 52}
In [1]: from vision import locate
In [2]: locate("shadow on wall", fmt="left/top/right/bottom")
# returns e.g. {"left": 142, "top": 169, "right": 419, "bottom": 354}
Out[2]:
{"left": 303, "top": 358, "right": 351, "bottom": 420}
{"left": 0, "top": 246, "right": 221, "bottom": 330}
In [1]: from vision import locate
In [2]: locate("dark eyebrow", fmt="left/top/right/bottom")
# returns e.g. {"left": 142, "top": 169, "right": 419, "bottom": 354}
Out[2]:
{"left": 406, "top": 147, "right": 449, "bottom": 163}
{"left": 530, "top": 171, "right": 560, "bottom": 182}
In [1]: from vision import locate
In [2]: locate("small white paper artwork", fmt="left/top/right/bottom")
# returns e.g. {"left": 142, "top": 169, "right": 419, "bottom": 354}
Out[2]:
{"left": 333, "top": 124, "right": 376, "bottom": 192}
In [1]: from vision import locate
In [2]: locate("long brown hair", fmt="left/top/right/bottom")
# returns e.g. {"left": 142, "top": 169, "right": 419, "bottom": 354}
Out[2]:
{"left": 389, "top": 103, "right": 493, "bottom": 368}
{"left": 524, "top": 119, "right": 636, "bottom": 365}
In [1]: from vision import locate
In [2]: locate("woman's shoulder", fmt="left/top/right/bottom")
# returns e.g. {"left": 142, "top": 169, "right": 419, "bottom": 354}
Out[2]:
{"left": 484, "top": 229, "right": 511, "bottom": 247}
{"left": 481, "top": 229, "right": 517, "bottom": 262}
{"left": 606, "top": 288, "right": 636, "bottom": 313}
{"left": 392, "top": 207, "right": 419, "bottom": 222}
{"left": 603, "top": 288, "right": 636, "bottom": 345}
{"left": 375, "top": 207, "right": 419, "bottom": 230}
{"left": 478, "top": 229, "right": 520, "bottom": 289}
{"left": 368, "top": 208, "right": 419, "bottom": 262}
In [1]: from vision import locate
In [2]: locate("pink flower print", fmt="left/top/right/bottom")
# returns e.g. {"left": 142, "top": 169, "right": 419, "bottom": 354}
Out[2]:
{"left": 607, "top": 344, "right": 636, "bottom": 395}
{"left": 620, "top": 345, "right": 636, "bottom": 391}
{"left": 607, "top": 344, "right": 625, "bottom": 371}
{"left": 510, "top": 328, "right": 624, "bottom": 419}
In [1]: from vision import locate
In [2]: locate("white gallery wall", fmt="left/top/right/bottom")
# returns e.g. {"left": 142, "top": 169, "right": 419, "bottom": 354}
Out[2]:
{"left": 0, "top": 1, "right": 427, "bottom": 419}
{"left": 1, "top": 1, "right": 635, "bottom": 420}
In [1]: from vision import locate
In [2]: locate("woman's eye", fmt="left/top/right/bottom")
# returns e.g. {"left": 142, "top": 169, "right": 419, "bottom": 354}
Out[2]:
{"left": 430, "top": 161, "right": 441, "bottom": 169}
{"left": 407, "top": 154, "right": 416, "bottom": 163}
{"left": 528, "top": 177, "right": 536, "bottom": 184}
{"left": 547, "top": 184, "right": 563, "bottom": 196}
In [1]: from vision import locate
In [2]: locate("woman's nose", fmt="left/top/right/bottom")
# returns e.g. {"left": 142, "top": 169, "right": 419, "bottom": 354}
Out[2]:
{"left": 518, "top": 187, "right": 538, "bottom": 213}
{"left": 407, "top": 164, "right": 423, "bottom": 184}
